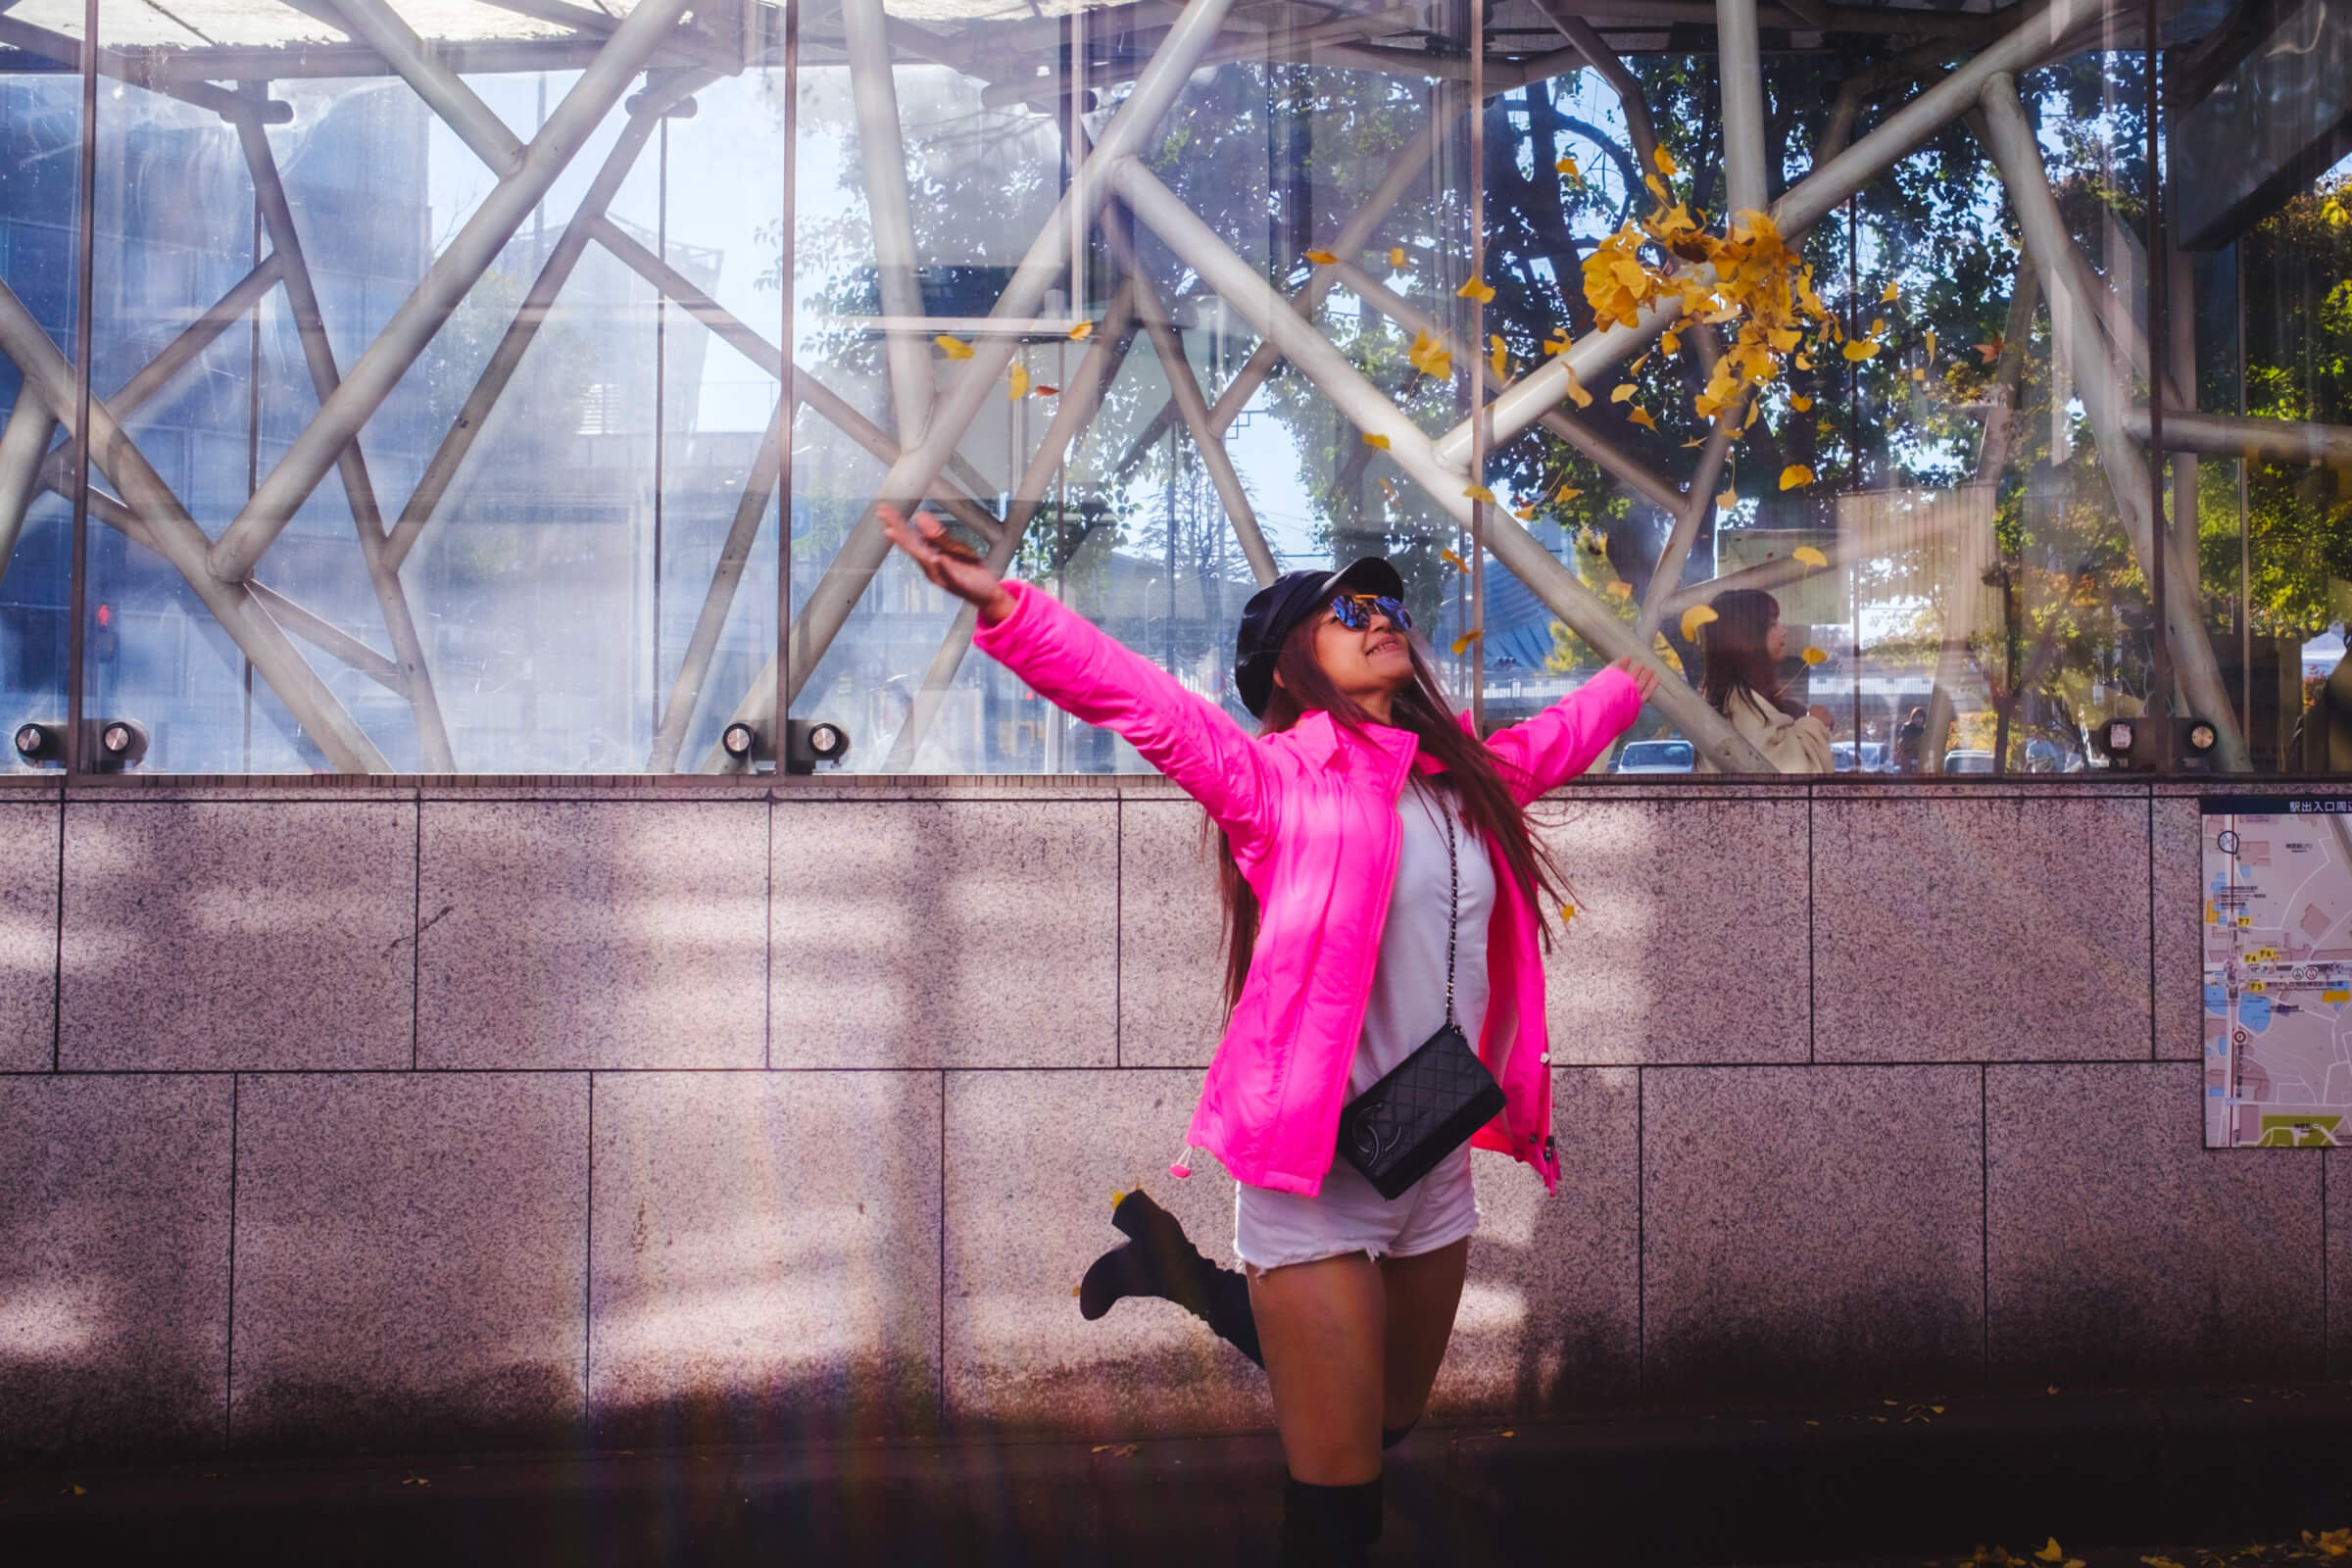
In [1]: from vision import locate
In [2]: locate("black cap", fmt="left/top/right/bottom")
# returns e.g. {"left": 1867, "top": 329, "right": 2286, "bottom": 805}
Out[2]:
{"left": 1233, "top": 557, "right": 1407, "bottom": 717}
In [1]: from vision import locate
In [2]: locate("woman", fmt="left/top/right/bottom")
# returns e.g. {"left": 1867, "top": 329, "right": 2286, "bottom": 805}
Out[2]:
{"left": 1693, "top": 587, "right": 1834, "bottom": 774}
{"left": 882, "top": 504, "right": 1653, "bottom": 1567}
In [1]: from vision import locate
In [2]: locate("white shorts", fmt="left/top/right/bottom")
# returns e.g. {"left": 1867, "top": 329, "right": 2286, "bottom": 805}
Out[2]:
{"left": 1232, "top": 1143, "right": 1480, "bottom": 1273}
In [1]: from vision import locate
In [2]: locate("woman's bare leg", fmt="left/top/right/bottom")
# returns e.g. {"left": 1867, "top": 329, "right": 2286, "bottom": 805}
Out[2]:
{"left": 1249, "top": 1252, "right": 1387, "bottom": 1485}
{"left": 1377, "top": 1237, "right": 1469, "bottom": 1431}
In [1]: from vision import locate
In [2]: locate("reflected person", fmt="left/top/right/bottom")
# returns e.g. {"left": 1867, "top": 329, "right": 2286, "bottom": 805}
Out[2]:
{"left": 1694, "top": 587, "right": 1834, "bottom": 773}
{"left": 880, "top": 504, "right": 1653, "bottom": 1568}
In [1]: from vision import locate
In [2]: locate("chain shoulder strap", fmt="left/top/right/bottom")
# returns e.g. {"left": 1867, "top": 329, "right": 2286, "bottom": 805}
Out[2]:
{"left": 1412, "top": 782, "right": 1460, "bottom": 1030}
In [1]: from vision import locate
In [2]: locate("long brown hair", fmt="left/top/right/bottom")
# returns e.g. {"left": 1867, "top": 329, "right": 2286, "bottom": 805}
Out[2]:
{"left": 1210, "top": 612, "right": 1571, "bottom": 1011}
{"left": 1698, "top": 587, "right": 1804, "bottom": 718}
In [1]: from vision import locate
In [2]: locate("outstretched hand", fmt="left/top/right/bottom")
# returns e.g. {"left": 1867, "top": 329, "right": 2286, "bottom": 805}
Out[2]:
{"left": 1609, "top": 655, "right": 1662, "bottom": 703}
{"left": 880, "top": 504, "right": 1016, "bottom": 624}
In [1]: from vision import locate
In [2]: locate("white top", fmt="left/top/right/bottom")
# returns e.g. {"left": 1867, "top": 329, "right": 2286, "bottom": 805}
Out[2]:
{"left": 1694, "top": 688, "right": 1835, "bottom": 774}
{"left": 1350, "top": 780, "right": 1497, "bottom": 1098}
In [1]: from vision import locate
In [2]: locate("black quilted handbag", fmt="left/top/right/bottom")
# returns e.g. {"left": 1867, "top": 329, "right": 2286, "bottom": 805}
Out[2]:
{"left": 1336, "top": 794, "right": 1505, "bottom": 1200}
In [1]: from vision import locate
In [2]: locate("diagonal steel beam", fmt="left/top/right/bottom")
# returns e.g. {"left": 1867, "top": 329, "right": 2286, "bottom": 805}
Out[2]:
{"left": 696, "top": 0, "right": 1245, "bottom": 771}
{"left": 2123, "top": 409, "right": 2352, "bottom": 468}
{"left": 1525, "top": 1, "right": 1660, "bottom": 176}
{"left": 0, "top": 276, "right": 389, "bottom": 771}
{"left": 1633, "top": 421, "right": 1735, "bottom": 643}
{"left": 587, "top": 216, "right": 1005, "bottom": 544}
{"left": 1112, "top": 156, "right": 1775, "bottom": 773}
{"left": 315, "top": 0, "right": 524, "bottom": 172}
{"left": 235, "top": 115, "right": 455, "bottom": 769}
{"left": 1438, "top": 0, "right": 2124, "bottom": 472}
{"left": 0, "top": 391, "right": 55, "bottom": 582}
{"left": 1978, "top": 72, "right": 2248, "bottom": 771}
{"left": 248, "top": 579, "right": 406, "bottom": 692}
{"left": 879, "top": 279, "right": 1144, "bottom": 773}
{"left": 381, "top": 67, "right": 714, "bottom": 576}
{"left": 212, "top": 0, "right": 701, "bottom": 583}
{"left": 843, "top": 0, "right": 936, "bottom": 445}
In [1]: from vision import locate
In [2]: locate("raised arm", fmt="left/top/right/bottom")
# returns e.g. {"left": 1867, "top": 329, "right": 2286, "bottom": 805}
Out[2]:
{"left": 1484, "top": 661, "right": 1652, "bottom": 804}
{"left": 883, "top": 507, "right": 1274, "bottom": 845}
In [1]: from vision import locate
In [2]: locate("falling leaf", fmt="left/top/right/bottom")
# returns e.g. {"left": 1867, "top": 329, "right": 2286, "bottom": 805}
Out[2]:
{"left": 2035, "top": 1541, "right": 2065, "bottom": 1564}
{"left": 1605, "top": 580, "right": 1633, "bottom": 599}
{"left": 1007, "top": 364, "right": 1029, "bottom": 401}
{"left": 1869, "top": 317, "right": 1886, "bottom": 337}
{"left": 1407, "top": 330, "right": 1452, "bottom": 379}
{"left": 1441, "top": 546, "right": 1468, "bottom": 572}
{"left": 1555, "top": 484, "right": 1582, "bottom": 503}
{"left": 1389, "top": 246, "right": 1407, "bottom": 268}
{"left": 1450, "top": 629, "right": 1484, "bottom": 655}
{"left": 1976, "top": 336, "right": 2004, "bottom": 363}
{"left": 1841, "top": 339, "right": 1881, "bottom": 362}
{"left": 1911, "top": 368, "right": 1927, "bottom": 383}
{"left": 1068, "top": 321, "right": 1094, "bottom": 341}
{"left": 1716, "top": 485, "right": 1739, "bottom": 511}
{"left": 69, "top": 1485, "right": 86, "bottom": 1495}
{"left": 1653, "top": 145, "right": 1678, "bottom": 176}
{"left": 1680, "top": 605, "right": 1719, "bottom": 641}
{"left": 1456, "top": 276, "right": 1495, "bottom": 304}
{"left": 1563, "top": 368, "right": 1592, "bottom": 409}
{"left": 1463, "top": 484, "right": 1497, "bottom": 504}
{"left": 1490, "top": 334, "right": 1510, "bottom": 379}
{"left": 1304, "top": 249, "right": 1339, "bottom": 266}
{"left": 1559, "top": 903, "right": 1576, "bottom": 920}
{"left": 935, "top": 333, "right": 973, "bottom": 360}
{"left": 1881, "top": 279, "right": 1899, "bottom": 303}
{"left": 1792, "top": 545, "right": 1828, "bottom": 567}
{"left": 1377, "top": 477, "right": 1398, "bottom": 501}
{"left": 1362, "top": 432, "right": 1391, "bottom": 450}
{"left": 1628, "top": 406, "right": 1657, "bottom": 431}
{"left": 1923, "top": 328, "right": 1937, "bottom": 364}
{"left": 1789, "top": 393, "right": 1814, "bottom": 412}
{"left": 1554, "top": 155, "right": 1580, "bottom": 179}
{"left": 1780, "top": 465, "right": 1815, "bottom": 490}
{"left": 1513, "top": 503, "right": 1538, "bottom": 521}
{"left": 1801, "top": 646, "right": 1828, "bottom": 664}
{"left": 1794, "top": 353, "right": 1815, "bottom": 370}
{"left": 1610, "top": 383, "right": 1637, "bottom": 404}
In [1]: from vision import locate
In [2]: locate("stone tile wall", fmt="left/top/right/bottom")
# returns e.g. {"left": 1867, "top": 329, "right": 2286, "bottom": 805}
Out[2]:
{"left": 0, "top": 776, "right": 2325, "bottom": 1460}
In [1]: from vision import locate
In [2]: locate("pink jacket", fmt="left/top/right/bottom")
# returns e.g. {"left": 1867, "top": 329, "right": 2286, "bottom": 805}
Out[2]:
{"left": 973, "top": 579, "right": 1643, "bottom": 1196}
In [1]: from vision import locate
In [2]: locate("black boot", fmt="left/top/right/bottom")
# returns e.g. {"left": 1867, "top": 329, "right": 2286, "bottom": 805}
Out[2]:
{"left": 1076, "top": 1189, "right": 1263, "bottom": 1367}
{"left": 1277, "top": 1476, "right": 1383, "bottom": 1568}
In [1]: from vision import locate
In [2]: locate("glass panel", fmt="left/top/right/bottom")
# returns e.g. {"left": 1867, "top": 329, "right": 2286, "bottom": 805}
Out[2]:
{"left": 0, "top": 58, "right": 81, "bottom": 765}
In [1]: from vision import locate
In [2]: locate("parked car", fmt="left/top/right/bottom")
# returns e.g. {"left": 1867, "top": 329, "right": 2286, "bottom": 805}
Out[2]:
{"left": 1831, "top": 741, "right": 1889, "bottom": 772}
{"left": 1941, "top": 749, "right": 1996, "bottom": 773}
{"left": 1614, "top": 739, "right": 1695, "bottom": 773}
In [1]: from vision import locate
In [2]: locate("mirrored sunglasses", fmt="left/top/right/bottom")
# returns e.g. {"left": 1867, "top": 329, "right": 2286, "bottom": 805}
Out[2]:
{"left": 1328, "top": 592, "right": 1411, "bottom": 632}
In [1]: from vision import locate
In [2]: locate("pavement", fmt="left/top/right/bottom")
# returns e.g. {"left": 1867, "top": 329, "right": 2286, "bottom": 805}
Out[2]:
{"left": 8, "top": 1381, "right": 2352, "bottom": 1566}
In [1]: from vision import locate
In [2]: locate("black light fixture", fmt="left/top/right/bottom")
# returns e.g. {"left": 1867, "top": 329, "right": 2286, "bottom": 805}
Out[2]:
{"left": 94, "top": 719, "right": 147, "bottom": 771}
{"left": 785, "top": 719, "right": 851, "bottom": 774}
{"left": 721, "top": 721, "right": 760, "bottom": 761}
{"left": 2101, "top": 717, "right": 2135, "bottom": 764}
{"left": 12, "top": 721, "right": 62, "bottom": 766}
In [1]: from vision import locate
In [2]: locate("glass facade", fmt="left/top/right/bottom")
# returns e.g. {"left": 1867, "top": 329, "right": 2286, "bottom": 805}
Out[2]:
{"left": 0, "top": 0, "right": 2343, "bottom": 775}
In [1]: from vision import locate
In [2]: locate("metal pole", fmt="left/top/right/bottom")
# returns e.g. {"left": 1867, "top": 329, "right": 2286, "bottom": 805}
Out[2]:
{"left": 1978, "top": 72, "right": 2247, "bottom": 769}
{"left": 1716, "top": 0, "right": 1770, "bottom": 216}
{"left": 0, "top": 277, "right": 391, "bottom": 770}
{"left": 1111, "top": 156, "right": 1774, "bottom": 771}
{"left": 2121, "top": 410, "right": 2352, "bottom": 467}
{"left": 0, "top": 395, "right": 57, "bottom": 582}
{"left": 316, "top": 0, "right": 524, "bottom": 172}
{"left": 381, "top": 70, "right": 712, "bottom": 574}
{"left": 63, "top": 0, "right": 94, "bottom": 776}
{"left": 695, "top": 0, "right": 1244, "bottom": 767}
{"left": 1524, "top": 1, "right": 1661, "bottom": 176}
{"left": 2143, "top": 0, "right": 2171, "bottom": 725}
{"left": 647, "top": 401, "right": 784, "bottom": 771}
{"left": 212, "top": 0, "right": 702, "bottom": 582}
{"left": 235, "top": 115, "right": 455, "bottom": 768}
{"left": 1633, "top": 423, "right": 1736, "bottom": 642}
{"left": 842, "top": 0, "right": 936, "bottom": 444}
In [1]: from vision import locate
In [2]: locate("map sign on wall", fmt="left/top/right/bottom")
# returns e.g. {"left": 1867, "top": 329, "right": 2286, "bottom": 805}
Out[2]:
{"left": 2202, "top": 797, "right": 2352, "bottom": 1148}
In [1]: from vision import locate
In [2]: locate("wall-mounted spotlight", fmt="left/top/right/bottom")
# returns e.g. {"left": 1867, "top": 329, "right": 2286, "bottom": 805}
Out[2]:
{"left": 13, "top": 721, "right": 63, "bottom": 767}
{"left": 785, "top": 719, "right": 851, "bottom": 774}
{"left": 94, "top": 719, "right": 148, "bottom": 772}
{"left": 721, "top": 721, "right": 760, "bottom": 761}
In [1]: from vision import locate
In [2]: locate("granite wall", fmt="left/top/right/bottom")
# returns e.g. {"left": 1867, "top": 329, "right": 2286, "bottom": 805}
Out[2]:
{"left": 0, "top": 774, "right": 2322, "bottom": 1461}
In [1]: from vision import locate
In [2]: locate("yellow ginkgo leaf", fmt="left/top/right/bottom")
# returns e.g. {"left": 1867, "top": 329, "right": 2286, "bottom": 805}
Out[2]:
{"left": 1007, "top": 364, "right": 1030, "bottom": 401}
{"left": 1378, "top": 476, "right": 1398, "bottom": 501}
{"left": 1490, "top": 334, "right": 1509, "bottom": 378}
{"left": 1794, "top": 353, "right": 1815, "bottom": 370}
{"left": 1628, "top": 406, "right": 1657, "bottom": 431}
{"left": 1841, "top": 339, "right": 1880, "bottom": 362}
{"left": 1716, "top": 486, "right": 1739, "bottom": 511}
{"left": 1923, "top": 328, "right": 1937, "bottom": 363}
{"left": 1792, "top": 545, "right": 1829, "bottom": 567}
{"left": 1780, "top": 465, "right": 1815, "bottom": 490}
{"left": 1605, "top": 580, "right": 1634, "bottom": 600}
{"left": 1555, "top": 484, "right": 1582, "bottom": 503}
{"left": 1304, "top": 249, "right": 1339, "bottom": 266}
{"left": 1789, "top": 393, "right": 1814, "bottom": 412}
{"left": 1609, "top": 382, "right": 1637, "bottom": 404}
{"left": 1513, "top": 504, "right": 1538, "bottom": 521}
{"left": 1869, "top": 317, "right": 1886, "bottom": 337}
{"left": 1389, "top": 246, "right": 1407, "bottom": 268}
{"left": 1440, "top": 545, "right": 1468, "bottom": 572}
{"left": 1554, "top": 155, "right": 1580, "bottom": 178}
{"left": 1362, "top": 431, "right": 1392, "bottom": 450}
{"left": 1800, "top": 646, "right": 1828, "bottom": 664}
{"left": 1456, "top": 277, "right": 1496, "bottom": 304}
{"left": 1881, "top": 279, "right": 1899, "bottom": 303}
{"left": 935, "top": 333, "right": 974, "bottom": 360}
{"left": 1560, "top": 903, "right": 1576, "bottom": 920}
{"left": 1661, "top": 329, "right": 1682, "bottom": 355}
{"left": 1680, "top": 604, "right": 1719, "bottom": 641}
{"left": 1450, "top": 629, "right": 1484, "bottom": 655}
{"left": 1653, "top": 145, "right": 1677, "bottom": 176}
{"left": 1564, "top": 369, "right": 1593, "bottom": 409}
{"left": 1068, "top": 321, "right": 1094, "bottom": 341}
{"left": 2034, "top": 1542, "right": 2065, "bottom": 1565}
{"left": 1464, "top": 483, "right": 1497, "bottom": 504}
